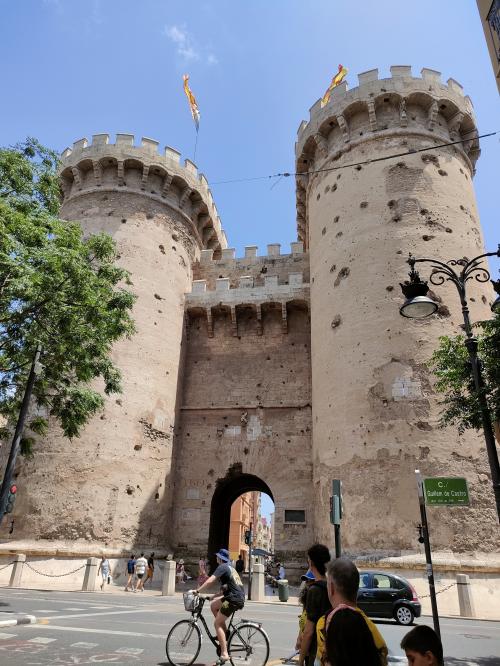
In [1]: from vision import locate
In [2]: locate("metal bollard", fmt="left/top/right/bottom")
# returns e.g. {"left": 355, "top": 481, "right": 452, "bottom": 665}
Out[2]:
{"left": 162, "top": 559, "right": 176, "bottom": 596}
{"left": 456, "top": 573, "right": 475, "bottom": 617}
{"left": 9, "top": 553, "right": 26, "bottom": 588}
{"left": 81, "top": 557, "right": 100, "bottom": 592}
{"left": 278, "top": 579, "right": 289, "bottom": 602}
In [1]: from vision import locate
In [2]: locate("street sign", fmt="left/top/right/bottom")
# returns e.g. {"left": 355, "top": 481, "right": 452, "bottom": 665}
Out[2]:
{"left": 330, "top": 479, "right": 343, "bottom": 525}
{"left": 423, "top": 477, "right": 470, "bottom": 506}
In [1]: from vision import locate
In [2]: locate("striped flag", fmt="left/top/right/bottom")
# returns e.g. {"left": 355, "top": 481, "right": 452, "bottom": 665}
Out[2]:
{"left": 321, "top": 64, "right": 348, "bottom": 108}
{"left": 183, "top": 74, "right": 200, "bottom": 131}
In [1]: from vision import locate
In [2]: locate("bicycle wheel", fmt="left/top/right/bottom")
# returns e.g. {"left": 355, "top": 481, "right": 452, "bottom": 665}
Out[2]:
{"left": 166, "top": 619, "right": 202, "bottom": 666}
{"left": 228, "top": 622, "right": 270, "bottom": 666}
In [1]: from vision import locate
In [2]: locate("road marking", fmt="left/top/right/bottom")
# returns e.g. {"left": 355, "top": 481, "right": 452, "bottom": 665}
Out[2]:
{"left": 62, "top": 608, "right": 87, "bottom": 611}
{"left": 35, "top": 609, "right": 58, "bottom": 613}
{"left": 115, "top": 647, "right": 144, "bottom": 655}
{"left": 27, "top": 636, "right": 57, "bottom": 643}
{"left": 70, "top": 641, "right": 99, "bottom": 648}
{"left": 30, "top": 623, "right": 166, "bottom": 639}
{"left": 45, "top": 607, "right": 167, "bottom": 621}
{"left": 0, "top": 633, "right": 17, "bottom": 639}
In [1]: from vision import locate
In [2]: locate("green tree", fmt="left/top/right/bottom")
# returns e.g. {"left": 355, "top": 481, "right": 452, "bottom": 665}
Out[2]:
{"left": 429, "top": 312, "right": 500, "bottom": 442}
{"left": 0, "top": 138, "right": 135, "bottom": 450}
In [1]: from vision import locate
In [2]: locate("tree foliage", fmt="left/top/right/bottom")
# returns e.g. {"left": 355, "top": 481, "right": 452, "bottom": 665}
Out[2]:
{"left": 0, "top": 138, "right": 135, "bottom": 448}
{"left": 429, "top": 312, "right": 500, "bottom": 437}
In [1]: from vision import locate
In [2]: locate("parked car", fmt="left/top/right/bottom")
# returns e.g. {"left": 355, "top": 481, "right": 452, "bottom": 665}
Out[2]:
{"left": 357, "top": 571, "right": 422, "bottom": 625}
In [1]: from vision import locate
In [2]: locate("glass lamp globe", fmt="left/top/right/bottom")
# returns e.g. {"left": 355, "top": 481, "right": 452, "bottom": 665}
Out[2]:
{"left": 400, "top": 295, "right": 439, "bottom": 319}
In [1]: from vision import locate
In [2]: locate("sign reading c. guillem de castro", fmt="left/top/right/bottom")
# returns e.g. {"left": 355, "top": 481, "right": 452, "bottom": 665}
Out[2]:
{"left": 423, "top": 477, "right": 470, "bottom": 506}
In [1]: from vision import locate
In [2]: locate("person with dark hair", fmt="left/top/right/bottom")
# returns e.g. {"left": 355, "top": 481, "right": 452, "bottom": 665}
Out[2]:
{"left": 326, "top": 607, "right": 384, "bottom": 666}
{"left": 320, "top": 558, "right": 388, "bottom": 666}
{"left": 400, "top": 625, "right": 444, "bottom": 666}
{"left": 298, "top": 544, "right": 331, "bottom": 666}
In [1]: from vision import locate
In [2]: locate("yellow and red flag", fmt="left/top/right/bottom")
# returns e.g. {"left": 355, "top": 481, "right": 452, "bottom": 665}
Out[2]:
{"left": 321, "top": 64, "right": 348, "bottom": 108}
{"left": 183, "top": 74, "right": 200, "bottom": 131}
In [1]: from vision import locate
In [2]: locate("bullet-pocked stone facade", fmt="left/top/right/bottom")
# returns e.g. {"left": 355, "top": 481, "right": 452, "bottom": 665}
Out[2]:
{"left": 5, "top": 66, "right": 497, "bottom": 571}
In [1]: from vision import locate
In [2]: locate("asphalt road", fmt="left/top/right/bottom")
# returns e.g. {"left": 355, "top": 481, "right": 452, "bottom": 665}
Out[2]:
{"left": 0, "top": 587, "right": 499, "bottom": 665}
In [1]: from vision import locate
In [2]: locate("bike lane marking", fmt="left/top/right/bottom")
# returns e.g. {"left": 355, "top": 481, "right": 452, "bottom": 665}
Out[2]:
{"left": 21, "top": 623, "right": 166, "bottom": 639}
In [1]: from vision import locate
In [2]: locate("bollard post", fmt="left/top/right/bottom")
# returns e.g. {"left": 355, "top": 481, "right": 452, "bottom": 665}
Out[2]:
{"left": 251, "top": 563, "right": 264, "bottom": 601}
{"left": 162, "top": 559, "right": 176, "bottom": 596}
{"left": 81, "top": 557, "right": 100, "bottom": 592}
{"left": 9, "top": 553, "right": 26, "bottom": 588}
{"left": 456, "top": 573, "right": 475, "bottom": 617}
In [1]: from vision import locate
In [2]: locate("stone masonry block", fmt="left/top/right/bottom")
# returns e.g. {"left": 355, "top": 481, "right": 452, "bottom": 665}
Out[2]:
{"left": 265, "top": 276, "right": 279, "bottom": 288}
{"left": 447, "top": 78, "right": 464, "bottom": 95}
{"left": 421, "top": 68, "right": 442, "bottom": 84}
{"left": 184, "top": 159, "right": 198, "bottom": 175}
{"left": 200, "top": 249, "right": 213, "bottom": 263}
{"left": 191, "top": 280, "right": 207, "bottom": 294}
{"left": 358, "top": 69, "right": 379, "bottom": 85}
{"left": 164, "top": 146, "right": 181, "bottom": 163}
{"left": 289, "top": 272, "right": 303, "bottom": 286}
{"left": 390, "top": 65, "right": 412, "bottom": 78}
{"left": 141, "top": 137, "right": 159, "bottom": 153}
{"left": 291, "top": 241, "right": 304, "bottom": 254}
{"left": 239, "top": 276, "right": 254, "bottom": 288}
{"left": 92, "top": 133, "right": 109, "bottom": 146}
{"left": 221, "top": 248, "right": 236, "bottom": 261}
{"left": 116, "top": 133, "right": 134, "bottom": 146}
{"left": 216, "top": 278, "right": 230, "bottom": 291}
{"left": 73, "top": 138, "right": 88, "bottom": 151}
{"left": 267, "top": 243, "right": 281, "bottom": 256}
{"left": 245, "top": 246, "right": 258, "bottom": 259}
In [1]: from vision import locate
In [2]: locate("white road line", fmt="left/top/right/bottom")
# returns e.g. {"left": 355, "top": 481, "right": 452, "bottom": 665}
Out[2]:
{"left": 28, "top": 623, "right": 166, "bottom": 639}
{"left": 36, "top": 610, "right": 58, "bottom": 613}
{"left": 27, "top": 636, "right": 57, "bottom": 643}
{"left": 62, "top": 608, "right": 87, "bottom": 611}
{"left": 0, "top": 633, "right": 17, "bottom": 639}
{"left": 70, "top": 641, "right": 99, "bottom": 648}
{"left": 46, "top": 606, "right": 171, "bottom": 621}
{"left": 115, "top": 647, "right": 144, "bottom": 655}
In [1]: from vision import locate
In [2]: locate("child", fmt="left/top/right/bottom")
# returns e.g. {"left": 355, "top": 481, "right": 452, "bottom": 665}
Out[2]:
{"left": 400, "top": 625, "right": 444, "bottom": 666}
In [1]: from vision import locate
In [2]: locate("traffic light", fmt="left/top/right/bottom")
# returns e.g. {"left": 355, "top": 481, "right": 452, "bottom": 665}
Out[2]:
{"left": 5, "top": 484, "right": 17, "bottom": 514}
{"left": 330, "top": 479, "right": 343, "bottom": 525}
{"left": 244, "top": 530, "right": 252, "bottom": 545}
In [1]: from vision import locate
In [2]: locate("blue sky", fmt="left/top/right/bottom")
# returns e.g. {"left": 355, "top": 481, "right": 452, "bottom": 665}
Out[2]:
{"left": 1, "top": 1, "right": 498, "bottom": 521}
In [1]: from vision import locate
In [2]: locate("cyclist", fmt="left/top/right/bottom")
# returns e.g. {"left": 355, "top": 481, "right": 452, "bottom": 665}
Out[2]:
{"left": 192, "top": 548, "right": 245, "bottom": 664}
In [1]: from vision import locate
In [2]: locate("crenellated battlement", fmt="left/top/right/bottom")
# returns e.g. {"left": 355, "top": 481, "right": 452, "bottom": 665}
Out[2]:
{"left": 295, "top": 66, "right": 481, "bottom": 246}
{"left": 60, "top": 133, "right": 227, "bottom": 254}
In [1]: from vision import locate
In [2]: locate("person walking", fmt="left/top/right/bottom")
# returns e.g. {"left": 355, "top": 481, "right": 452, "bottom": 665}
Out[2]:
{"left": 322, "top": 557, "right": 388, "bottom": 666}
{"left": 125, "top": 553, "right": 136, "bottom": 591}
{"left": 298, "top": 544, "right": 331, "bottom": 666}
{"left": 134, "top": 552, "right": 148, "bottom": 592}
{"left": 235, "top": 554, "right": 244, "bottom": 575}
{"left": 400, "top": 625, "right": 444, "bottom": 666}
{"left": 193, "top": 548, "right": 245, "bottom": 665}
{"left": 143, "top": 552, "right": 155, "bottom": 588}
{"left": 98, "top": 555, "right": 110, "bottom": 591}
{"left": 278, "top": 562, "right": 286, "bottom": 580}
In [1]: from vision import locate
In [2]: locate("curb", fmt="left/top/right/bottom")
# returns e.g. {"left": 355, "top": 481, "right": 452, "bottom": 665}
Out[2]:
{"left": 0, "top": 614, "right": 37, "bottom": 628}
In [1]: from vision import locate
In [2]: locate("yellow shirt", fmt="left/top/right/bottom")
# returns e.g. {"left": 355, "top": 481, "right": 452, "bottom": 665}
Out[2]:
{"left": 316, "top": 606, "right": 388, "bottom": 666}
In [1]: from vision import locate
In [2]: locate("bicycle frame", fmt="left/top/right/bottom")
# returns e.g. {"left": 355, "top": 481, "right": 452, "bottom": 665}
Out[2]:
{"left": 188, "top": 597, "right": 237, "bottom": 651}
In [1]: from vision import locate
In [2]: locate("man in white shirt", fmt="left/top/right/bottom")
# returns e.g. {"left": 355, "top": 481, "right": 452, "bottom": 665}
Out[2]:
{"left": 134, "top": 553, "right": 148, "bottom": 592}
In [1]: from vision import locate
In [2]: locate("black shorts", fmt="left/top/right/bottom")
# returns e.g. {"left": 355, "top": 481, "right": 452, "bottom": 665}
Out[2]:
{"left": 220, "top": 599, "right": 244, "bottom": 617}
{"left": 137, "top": 573, "right": 144, "bottom": 579}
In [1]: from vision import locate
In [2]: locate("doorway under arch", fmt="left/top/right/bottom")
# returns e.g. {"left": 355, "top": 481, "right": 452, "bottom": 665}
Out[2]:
{"left": 207, "top": 470, "right": 274, "bottom": 570}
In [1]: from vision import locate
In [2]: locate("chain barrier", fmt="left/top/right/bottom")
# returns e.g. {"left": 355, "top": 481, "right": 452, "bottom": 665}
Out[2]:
{"left": 0, "top": 561, "right": 15, "bottom": 572}
{"left": 24, "top": 562, "right": 86, "bottom": 578}
{"left": 419, "top": 581, "right": 456, "bottom": 599}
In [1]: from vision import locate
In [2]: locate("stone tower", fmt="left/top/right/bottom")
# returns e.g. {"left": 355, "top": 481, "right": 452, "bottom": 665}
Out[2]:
{"left": 15, "top": 134, "right": 226, "bottom": 550}
{"left": 296, "top": 66, "right": 497, "bottom": 555}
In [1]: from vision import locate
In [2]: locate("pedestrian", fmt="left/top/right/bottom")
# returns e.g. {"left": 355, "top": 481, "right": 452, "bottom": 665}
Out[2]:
{"left": 143, "top": 552, "right": 155, "bottom": 587}
{"left": 400, "top": 625, "right": 444, "bottom": 666}
{"left": 98, "top": 555, "right": 110, "bottom": 591}
{"left": 193, "top": 548, "right": 245, "bottom": 665}
{"left": 235, "top": 554, "right": 245, "bottom": 575}
{"left": 321, "top": 557, "right": 388, "bottom": 666}
{"left": 297, "top": 544, "right": 331, "bottom": 666}
{"left": 295, "top": 570, "right": 315, "bottom": 654}
{"left": 176, "top": 559, "right": 187, "bottom": 583}
{"left": 279, "top": 562, "right": 286, "bottom": 580}
{"left": 125, "top": 553, "right": 136, "bottom": 591}
{"left": 134, "top": 552, "right": 148, "bottom": 592}
{"left": 198, "top": 555, "right": 208, "bottom": 586}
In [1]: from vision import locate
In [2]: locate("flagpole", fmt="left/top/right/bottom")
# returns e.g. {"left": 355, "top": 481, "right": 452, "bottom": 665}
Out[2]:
{"left": 193, "top": 127, "right": 199, "bottom": 163}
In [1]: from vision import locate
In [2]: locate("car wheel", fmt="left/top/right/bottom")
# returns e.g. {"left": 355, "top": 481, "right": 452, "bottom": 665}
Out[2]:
{"left": 394, "top": 605, "right": 414, "bottom": 625}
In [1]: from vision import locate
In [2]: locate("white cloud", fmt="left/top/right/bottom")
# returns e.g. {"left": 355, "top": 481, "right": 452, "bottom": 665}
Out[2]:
{"left": 164, "top": 24, "right": 217, "bottom": 66}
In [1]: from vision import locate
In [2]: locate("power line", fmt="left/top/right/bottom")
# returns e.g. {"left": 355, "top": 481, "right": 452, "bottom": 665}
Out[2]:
{"left": 211, "top": 131, "right": 497, "bottom": 186}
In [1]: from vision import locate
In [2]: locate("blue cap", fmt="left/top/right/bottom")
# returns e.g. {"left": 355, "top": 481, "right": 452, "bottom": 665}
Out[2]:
{"left": 215, "top": 548, "right": 230, "bottom": 562}
{"left": 301, "top": 569, "right": 315, "bottom": 581}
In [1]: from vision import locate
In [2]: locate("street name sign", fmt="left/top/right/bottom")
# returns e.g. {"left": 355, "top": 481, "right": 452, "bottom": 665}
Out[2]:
{"left": 423, "top": 477, "right": 470, "bottom": 506}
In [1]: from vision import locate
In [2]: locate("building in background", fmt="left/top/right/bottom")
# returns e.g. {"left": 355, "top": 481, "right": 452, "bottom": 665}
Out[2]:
{"left": 228, "top": 491, "right": 260, "bottom": 567}
{"left": 477, "top": 0, "right": 500, "bottom": 92}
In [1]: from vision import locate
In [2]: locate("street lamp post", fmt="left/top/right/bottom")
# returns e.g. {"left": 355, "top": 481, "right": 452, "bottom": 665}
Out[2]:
{"left": 399, "top": 247, "right": 500, "bottom": 522}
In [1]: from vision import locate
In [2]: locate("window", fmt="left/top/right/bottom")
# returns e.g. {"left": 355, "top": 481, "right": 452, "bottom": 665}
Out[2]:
{"left": 359, "top": 574, "right": 371, "bottom": 589}
{"left": 373, "top": 574, "right": 391, "bottom": 589}
{"left": 284, "top": 509, "right": 306, "bottom": 523}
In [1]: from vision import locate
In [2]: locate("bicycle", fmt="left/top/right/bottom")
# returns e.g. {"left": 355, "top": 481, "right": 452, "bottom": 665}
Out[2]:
{"left": 165, "top": 592, "right": 270, "bottom": 666}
